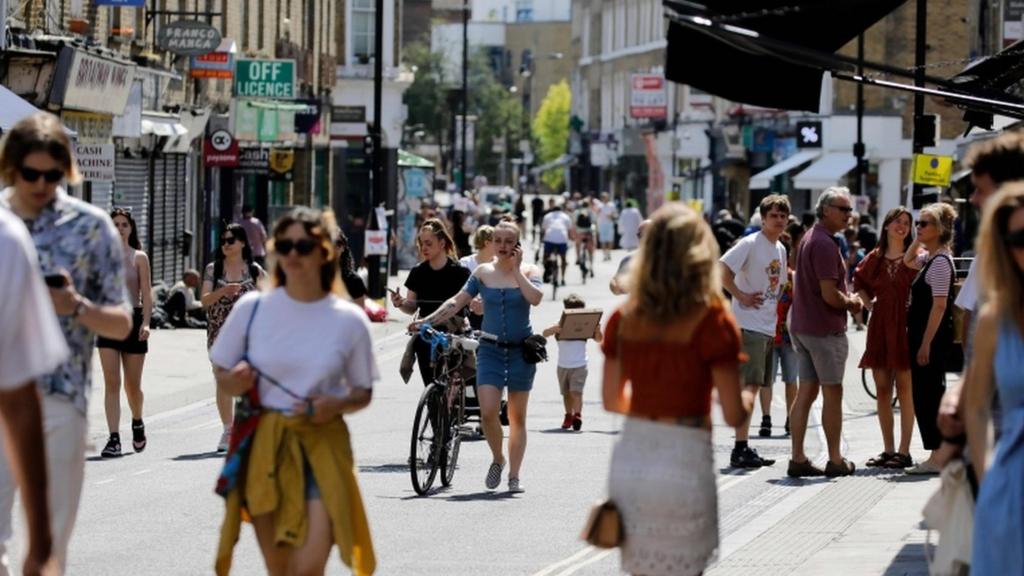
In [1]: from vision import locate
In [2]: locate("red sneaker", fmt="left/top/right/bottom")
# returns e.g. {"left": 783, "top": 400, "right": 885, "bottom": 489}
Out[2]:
{"left": 561, "top": 413, "right": 573, "bottom": 429}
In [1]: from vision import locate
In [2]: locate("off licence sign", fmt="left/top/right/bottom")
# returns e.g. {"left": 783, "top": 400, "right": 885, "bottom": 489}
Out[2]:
{"left": 235, "top": 59, "right": 296, "bottom": 99}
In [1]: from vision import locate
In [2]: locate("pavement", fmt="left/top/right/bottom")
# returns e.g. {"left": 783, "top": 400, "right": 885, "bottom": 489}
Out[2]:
{"left": 3, "top": 240, "right": 941, "bottom": 575}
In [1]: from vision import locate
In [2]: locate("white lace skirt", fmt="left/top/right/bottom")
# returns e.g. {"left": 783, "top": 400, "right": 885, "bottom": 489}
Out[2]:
{"left": 608, "top": 417, "right": 718, "bottom": 576}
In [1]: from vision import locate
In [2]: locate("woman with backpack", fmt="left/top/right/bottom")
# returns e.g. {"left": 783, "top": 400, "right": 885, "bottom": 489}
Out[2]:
{"left": 201, "top": 222, "right": 267, "bottom": 453}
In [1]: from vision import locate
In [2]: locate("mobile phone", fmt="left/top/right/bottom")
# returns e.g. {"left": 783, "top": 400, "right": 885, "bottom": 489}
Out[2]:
{"left": 387, "top": 287, "right": 400, "bottom": 296}
{"left": 44, "top": 274, "right": 68, "bottom": 289}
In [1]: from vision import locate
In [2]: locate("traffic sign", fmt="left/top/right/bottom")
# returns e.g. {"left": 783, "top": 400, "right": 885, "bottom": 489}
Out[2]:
{"left": 234, "top": 59, "right": 296, "bottom": 99}
{"left": 912, "top": 154, "right": 953, "bottom": 187}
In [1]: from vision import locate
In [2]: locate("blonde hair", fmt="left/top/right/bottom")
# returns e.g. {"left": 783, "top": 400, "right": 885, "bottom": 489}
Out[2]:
{"left": 920, "top": 202, "right": 957, "bottom": 247}
{"left": 978, "top": 183, "right": 1024, "bottom": 333}
{"left": 418, "top": 218, "right": 457, "bottom": 259}
{"left": 494, "top": 220, "right": 521, "bottom": 239}
{"left": 269, "top": 207, "right": 348, "bottom": 297}
{"left": 473, "top": 225, "right": 495, "bottom": 250}
{"left": 0, "top": 112, "right": 82, "bottom": 185}
{"left": 626, "top": 202, "right": 722, "bottom": 322}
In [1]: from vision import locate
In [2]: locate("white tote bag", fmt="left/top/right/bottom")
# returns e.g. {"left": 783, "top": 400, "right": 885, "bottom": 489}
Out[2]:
{"left": 921, "top": 459, "right": 973, "bottom": 576}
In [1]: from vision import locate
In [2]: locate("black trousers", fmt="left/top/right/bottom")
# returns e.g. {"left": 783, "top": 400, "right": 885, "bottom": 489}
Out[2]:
{"left": 910, "top": 339, "right": 948, "bottom": 451}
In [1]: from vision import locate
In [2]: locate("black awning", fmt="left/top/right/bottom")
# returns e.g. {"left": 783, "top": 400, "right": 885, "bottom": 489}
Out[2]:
{"left": 664, "top": 0, "right": 908, "bottom": 112}
{"left": 945, "top": 40, "right": 1024, "bottom": 125}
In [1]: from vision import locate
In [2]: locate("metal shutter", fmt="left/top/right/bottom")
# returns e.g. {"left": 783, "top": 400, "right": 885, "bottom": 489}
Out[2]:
{"left": 113, "top": 155, "right": 150, "bottom": 250}
{"left": 150, "top": 154, "right": 187, "bottom": 285}
{"left": 90, "top": 182, "right": 113, "bottom": 210}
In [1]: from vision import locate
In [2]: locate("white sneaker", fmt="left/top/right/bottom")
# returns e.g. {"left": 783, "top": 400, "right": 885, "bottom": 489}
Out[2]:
{"left": 508, "top": 477, "right": 525, "bottom": 493}
{"left": 217, "top": 429, "right": 231, "bottom": 453}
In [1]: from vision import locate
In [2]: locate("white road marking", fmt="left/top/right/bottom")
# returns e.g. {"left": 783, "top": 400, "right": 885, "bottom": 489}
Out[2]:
{"left": 552, "top": 548, "right": 615, "bottom": 576}
{"left": 530, "top": 546, "right": 600, "bottom": 576}
{"left": 95, "top": 478, "right": 116, "bottom": 485}
{"left": 132, "top": 469, "right": 152, "bottom": 476}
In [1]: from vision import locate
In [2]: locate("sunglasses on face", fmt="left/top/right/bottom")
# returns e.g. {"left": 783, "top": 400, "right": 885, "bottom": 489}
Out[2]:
{"left": 275, "top": 238, "right": 317, "bottom": 256}
{"left": 915, "top": 220, "right": 933, "bottom": 229}
{"left": 222, "top": 236, "right": 238, "bottom": 245}
{"left": 830, "top": 205, "right": 854, "bottom": 214}
{"left": 20, "top": 167, "right": 64, "bottom": 183}
{"left": 1007, "top": 228, "right": 1024, "bottom": 249}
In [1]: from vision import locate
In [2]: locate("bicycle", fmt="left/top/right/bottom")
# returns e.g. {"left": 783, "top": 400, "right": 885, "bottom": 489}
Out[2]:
{"left": 577, "top": 234, "right": 595, "bottom": 284}
{"left": 544, "top": 249, "right": 561, "bottom": 301}
{"left": 409, "top": 325, "right": 478, "bottom": 495}
{"left": 861, "top": 368, "right": 899, "bottom": 407}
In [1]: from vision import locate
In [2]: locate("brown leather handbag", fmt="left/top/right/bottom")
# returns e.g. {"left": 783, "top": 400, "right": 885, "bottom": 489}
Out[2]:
{"left": 581, "top": 500, "right": 623, "bottom": 548}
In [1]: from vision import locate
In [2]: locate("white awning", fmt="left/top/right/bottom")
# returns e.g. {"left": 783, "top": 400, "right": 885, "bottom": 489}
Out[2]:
{"left": 163, "top": 108, "right": 211, "bottom": 153}
{"left": 749, "top": 150, "right": 820, "bottom": 189}
{"left": 141, "top": 112, "right": 187, "bottom": 137}
{"left": 792, "top": 152, "right": 859, "bottom": 190}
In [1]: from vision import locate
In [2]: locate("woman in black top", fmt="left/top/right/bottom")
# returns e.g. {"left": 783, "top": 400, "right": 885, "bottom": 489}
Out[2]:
{"left": 335, "top": 229, "right": 367, "bottom": 307}
{"left": 903, "top": 202, "right": 959, "bottom": 475}
{"left": 390, "top": 218, "right": 471, "bottom": 385}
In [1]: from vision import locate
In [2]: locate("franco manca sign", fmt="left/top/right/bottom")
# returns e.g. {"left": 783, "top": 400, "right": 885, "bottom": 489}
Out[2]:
{"left": 158, "top": 20, "right": 222, "bottom": 57}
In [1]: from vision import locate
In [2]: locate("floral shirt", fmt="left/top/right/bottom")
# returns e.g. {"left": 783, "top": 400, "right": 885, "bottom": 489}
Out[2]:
{"left": 775, "top": 267, "right": 794, "bottom": 347}
{"left": 0, "top": 188, "right": 128, "bottom": 414}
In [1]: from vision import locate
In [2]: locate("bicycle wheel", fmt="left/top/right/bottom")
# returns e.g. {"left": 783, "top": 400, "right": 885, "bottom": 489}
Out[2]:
{"left": 440, "top": 386, "right": 466, "bottom": 487}
{"left": 861, "top": 368, "right": 877, "bottom": 399}
{"left": 409, "top": 384, "right": 442, "bottom": 495}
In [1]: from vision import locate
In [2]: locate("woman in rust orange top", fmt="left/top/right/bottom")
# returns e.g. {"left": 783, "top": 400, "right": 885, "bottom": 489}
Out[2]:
{"left": 601, "top": 203, "right": 754, "bottom": 576}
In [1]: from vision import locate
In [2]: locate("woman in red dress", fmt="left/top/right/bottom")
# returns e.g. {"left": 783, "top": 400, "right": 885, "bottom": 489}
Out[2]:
{"left": 854, "top": 207, "right": 917, "bottom": 469}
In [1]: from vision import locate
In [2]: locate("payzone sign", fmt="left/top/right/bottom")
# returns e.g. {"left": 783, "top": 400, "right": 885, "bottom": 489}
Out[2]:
{"left": 234, "top": 59, "right": 296, "bottom": 99}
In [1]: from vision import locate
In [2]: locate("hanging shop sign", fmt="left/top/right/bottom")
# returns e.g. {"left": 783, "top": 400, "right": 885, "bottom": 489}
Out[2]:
{"left": 237, "top": 147, "right": 270, "bottom": 174}
{"left": 204, "top": 129, "right": 240, "bottom": 167}
{"left": 56, "top": 48, "right": 136, "bottom": 116}
{"left": 74, "top": 143, "right": 115, "bottom": 182}
{"left": 912, "top": 154, "right": 954, "bottom": 187}
{"left": 61, "top": 110, "right": 113, "bottom": 143}
{"left": 365, "top": 229, "right": 389, "bottom": 256}
{"left": 629, "top": 74, "right": 667, "bottom": 119}
{"left": 158, "top": 20, "right": 221, "bottom": 57}
{"left": 234, "top": 59, "right": 296, "bottom": 100}
{"left": 796, "top": 121, "right": 824, "bottom": 148}
{"left": 269, "top": 149, "right": 295, "bottom": 181}
{"left": 295, "top": 100, "right": 323, "bottom": 134}
{"left": 190, "top": 39, "right": 236, "bottom": 79}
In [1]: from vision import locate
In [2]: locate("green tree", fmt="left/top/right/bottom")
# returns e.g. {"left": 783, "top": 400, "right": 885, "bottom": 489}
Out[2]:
{"left": 532, "top": 80, "right": 572, "bottom": 190}
{"left": 403, "top": 43, "right": 450, "bottom": 168}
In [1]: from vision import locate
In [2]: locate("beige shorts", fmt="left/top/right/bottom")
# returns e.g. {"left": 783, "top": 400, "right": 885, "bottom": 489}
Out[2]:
{"left": 557, "top": 366, "right": 588, "bottom": 394}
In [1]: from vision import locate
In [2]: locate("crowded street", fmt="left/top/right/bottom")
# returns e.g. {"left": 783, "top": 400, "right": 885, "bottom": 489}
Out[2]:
{"left": 1, "top": 243, "right": 937, "bottom": 575}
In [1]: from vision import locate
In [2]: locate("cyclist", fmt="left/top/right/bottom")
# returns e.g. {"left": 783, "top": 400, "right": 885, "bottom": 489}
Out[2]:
{"left": 573, "top": 201, "right": 596, "bottom": 277}
{"left": 541, "top": 202, "right": 573, "bottom": 286}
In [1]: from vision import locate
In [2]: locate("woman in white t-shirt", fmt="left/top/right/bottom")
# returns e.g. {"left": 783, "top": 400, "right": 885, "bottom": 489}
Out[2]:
{"left": 210, "top": 208, "right": 378, "bottom": 575}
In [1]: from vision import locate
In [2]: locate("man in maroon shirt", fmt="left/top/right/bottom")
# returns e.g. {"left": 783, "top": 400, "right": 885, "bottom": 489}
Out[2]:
{"left": 788, "top": 187, "right": 863, "bottom": 478}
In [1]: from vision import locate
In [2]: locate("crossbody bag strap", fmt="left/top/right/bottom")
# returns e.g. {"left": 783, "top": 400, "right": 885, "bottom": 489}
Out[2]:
{"left": 243, "top": 295, "right": 262, "bottom": 360}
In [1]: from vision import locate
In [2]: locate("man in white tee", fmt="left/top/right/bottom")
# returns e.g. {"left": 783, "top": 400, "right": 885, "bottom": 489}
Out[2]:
{"left": 542, "top": 203, "right": 574, "bottom": 285}
{"left": 720, "top": 194, "right": 791, "bottom": 469}
{"left": 0, "top": 208, "right": 69, "bottom": 574}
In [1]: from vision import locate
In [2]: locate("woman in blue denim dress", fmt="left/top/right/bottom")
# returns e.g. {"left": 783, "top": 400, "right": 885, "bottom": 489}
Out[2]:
{"left": 414, "top": 221, "right": 544, "bottom": 493}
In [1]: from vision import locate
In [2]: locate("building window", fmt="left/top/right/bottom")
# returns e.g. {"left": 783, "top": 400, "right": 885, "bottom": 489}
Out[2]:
{"left": 515, "top": 0, "right": 533, "bottom": 22}
{"left": 241, "top": 0, "right": 249, "bottom": 51}
{"left": 258, "top": 0, "right": 265, "bottom": 50}
{"left": 352, "top": 0, "right": 376, "bottom": 64}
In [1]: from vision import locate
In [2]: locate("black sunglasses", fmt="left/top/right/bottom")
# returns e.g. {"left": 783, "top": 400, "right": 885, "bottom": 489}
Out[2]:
{"left": 221, "top": 236, "right": 238, "bottom": 245}
{"left": 830, "top": 204, "right": 854, "bottom": 214}
{"left": 275, "top": 238, "right": 317, "bottom": 256}
{"left": 1007, "top": 228, "right": 1024, "bottom": 249}
{"left": 915, "top": 220, "right": 933, "bottom": 229}
{"left": 20, "top": 167, "right": 64, "bottom": 183}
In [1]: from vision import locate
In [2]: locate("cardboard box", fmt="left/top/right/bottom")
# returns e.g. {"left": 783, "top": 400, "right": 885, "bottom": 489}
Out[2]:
{"left": 558, "top": 309, "right": 603, "bottom": 341}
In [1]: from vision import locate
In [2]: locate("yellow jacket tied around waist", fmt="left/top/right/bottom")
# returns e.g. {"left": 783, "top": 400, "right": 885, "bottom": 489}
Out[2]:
{"left": 215, "top": 413, "right": 376, "bottom": 575}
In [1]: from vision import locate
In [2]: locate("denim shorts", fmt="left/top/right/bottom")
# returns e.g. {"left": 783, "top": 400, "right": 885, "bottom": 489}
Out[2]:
{"left": 303, "top": 455, "right": 321, "bottom": 500}
{"left": 772, "top": 344, "right": 799, "bottom": 384}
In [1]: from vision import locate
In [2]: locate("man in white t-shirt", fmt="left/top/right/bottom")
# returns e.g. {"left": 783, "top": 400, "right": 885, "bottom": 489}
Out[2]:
{"left": 720, "top": 194, "right": 790, "bottom": 469}
{"left": 542, "top": 203, "right": 574, "bottom": 285}
{"left": 596, "top": 192, "right": 617, "bottom": 261}
{"left": 0, "top": 208, "right": 69, "bottom": 574}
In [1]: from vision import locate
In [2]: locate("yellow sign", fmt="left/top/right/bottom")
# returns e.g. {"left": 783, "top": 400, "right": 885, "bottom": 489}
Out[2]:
{"left": 913, "top": 154, "right": 954, "bottom": 187}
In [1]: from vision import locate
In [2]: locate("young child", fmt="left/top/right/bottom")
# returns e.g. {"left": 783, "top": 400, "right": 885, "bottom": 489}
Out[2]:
{"left": 542, "top": 294, "right": 603, "bottom": 431}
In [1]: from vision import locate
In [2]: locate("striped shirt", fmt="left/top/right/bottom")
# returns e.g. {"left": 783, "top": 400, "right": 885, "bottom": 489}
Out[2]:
{"left": 918, "top": 250, "right": 953, "bottom": 297}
